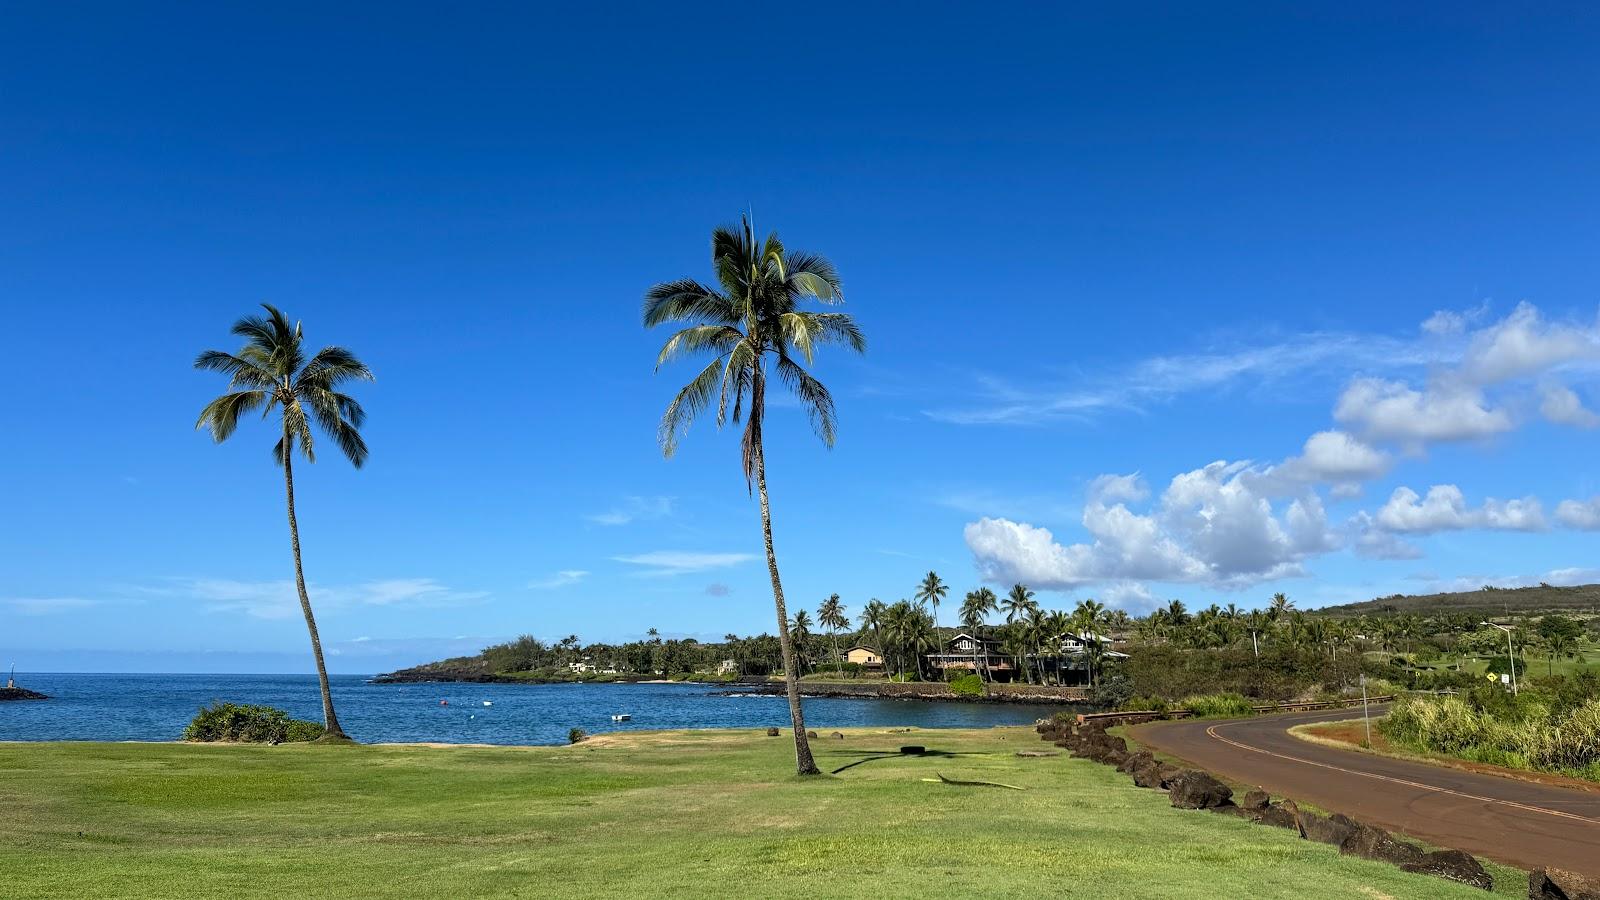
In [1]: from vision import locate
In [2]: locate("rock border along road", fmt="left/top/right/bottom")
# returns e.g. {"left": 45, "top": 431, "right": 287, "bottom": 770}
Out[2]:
{"left": 1131, "top": 706, "right": 1600, "bottom": 876}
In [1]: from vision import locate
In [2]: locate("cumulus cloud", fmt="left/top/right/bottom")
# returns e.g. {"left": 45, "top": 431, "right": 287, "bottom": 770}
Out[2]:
{"left": 1372, "top": 485, "right": 1546, "bottom": 534}
{"left": 1348, "top": 512, "right": 1424, "bottom": 560}
{"left": 529, "top": 570, "right": 589, "bottom": 590}
{"left": 1555, "top": 497, "right": 1600, "bottom": 530}
{"left": 612, "top": 551, "right": 753, "bottom": 577}
{"left": 1254, "top": 430, "right": 1390, "bottom": 493}
{"left": 964, "top": 462, "right": 1337, "bottom": 592}
{"left": 1458, "top": 302, "right": 1600, "bottom": 385}
{"left": 1334, "top": 378, "right": 1512, "bottom": 446}
{"left": 1541, "top": 385, "right": 1600, "bottom": 428}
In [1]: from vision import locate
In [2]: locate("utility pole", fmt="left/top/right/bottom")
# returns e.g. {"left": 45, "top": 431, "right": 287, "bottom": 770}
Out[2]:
{"left": 1481, "top": 621, "right": 1518, "bottom": 696}
{"left": 1360, "top": 674, "right": 1372, "bottom": 747}
{"left": 1250, "top": 630, "right": 1259, "bottom": 658}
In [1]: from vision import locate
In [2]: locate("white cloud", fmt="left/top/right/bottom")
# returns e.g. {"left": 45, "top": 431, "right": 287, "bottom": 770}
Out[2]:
{"left": 1540, "top": 385, "right": 1600, "bottom": 429}
{"left": 1101, "top": 581, "right": 1159, "bottom": 612}
{"left": 611, "top": 551, "right": 754, "bottom": 577}
{"left": 2, "top": 597, "right": 99, "bottom": 616}
{"left": 1333, "top": 378, "right": 1512, "bottom": 446}
{"left": 1421, "top": 309, "right": 1470, "bottom": 336}
{"left": 1348, "top": 512, "right": 1424, "bottom": 560}
{"left": 585, "top": 495, "right": 674, "bottom": 526}
{"left": 964, "top": 461, "right": 1337, "bottom": 591}
{"left": 1555, "top": 497, "right": 1600, "bottom": 530}
{"left": 1459, "top": 302, "right": 1600, "bottom": 385}
{"left": 1411, "top": 567, "right": 1600, "bottom": 594}
{"left": 528, "top": 570, "right": 589, "bottom": 590}
{"left": 1372, "top": 485, "right": 1546, "bottom": 534}
{"left": 1257, "top": 430, "right": 1390, "bottom": 493}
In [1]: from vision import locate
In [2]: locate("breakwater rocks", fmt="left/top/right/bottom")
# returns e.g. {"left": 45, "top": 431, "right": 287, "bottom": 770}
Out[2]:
{"left": 1, "top": 687, "right": 49, "bottom": 701}
{"left": 722, "top": 682, "right": 1093, "bottom": 705}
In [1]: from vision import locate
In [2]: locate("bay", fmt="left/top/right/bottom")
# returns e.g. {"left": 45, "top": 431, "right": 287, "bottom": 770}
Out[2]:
{"left": 0, "top": 674, "right": 1070, "bottom": 745}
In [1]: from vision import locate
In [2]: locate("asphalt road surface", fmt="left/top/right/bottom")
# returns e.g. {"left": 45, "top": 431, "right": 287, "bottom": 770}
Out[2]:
{"left": 1132, "top": 706, "right": 1600, "bottom": 876}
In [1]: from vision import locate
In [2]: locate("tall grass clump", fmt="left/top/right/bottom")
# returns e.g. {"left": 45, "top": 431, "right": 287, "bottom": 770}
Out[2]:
{"left": 1380, "top": 688, "right": 1600, "bottom": 780}
{"left": 1181, "top": 692, "right": 1255, "bottom": 718}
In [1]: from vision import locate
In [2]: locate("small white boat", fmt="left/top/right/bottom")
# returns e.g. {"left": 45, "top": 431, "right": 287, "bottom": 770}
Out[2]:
{"left": 611, "top": 713, "right": 631, "bottom": 722}
{"left": 482, "top": 701, "right": 493, "bottom": 707}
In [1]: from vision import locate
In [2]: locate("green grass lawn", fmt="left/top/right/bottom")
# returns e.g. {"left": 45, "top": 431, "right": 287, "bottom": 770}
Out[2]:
{"left": 0, "top": 728, "right": 1518, "bottom": 898}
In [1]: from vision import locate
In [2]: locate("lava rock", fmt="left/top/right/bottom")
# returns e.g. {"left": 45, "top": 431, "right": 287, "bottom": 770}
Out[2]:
{"left": 1339, "top": 822, "right": 1427, "bottom": 868}
{"left": 1117, "top": 750, "right": 1154, "bottom": 774}
{"left": 1300, "top": 811, "right": 1358, "bottom": 847}
{"left": 1530, "top": 867, "right": 1600, "bottom": 900}
{"left": 1399, "top": 849, "right": 1492, "bottom": 891}
{"left": 1168, "top": 770, "right": 1234, "bottom": 810}
{"left": 765, "top": 727, "right": 780, "bottom": 736}
{"left": 1239, "top": 789, "right": 1270, "bottom": 810}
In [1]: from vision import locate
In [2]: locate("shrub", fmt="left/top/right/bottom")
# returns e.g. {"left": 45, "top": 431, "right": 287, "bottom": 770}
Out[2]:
{"left": 184, "top": 702, "right": 324, "bottom": 743}
{"left": 1117, "top": 695, "right": 1169, "bottom": 713}
{"left": 948, "top": 674, "right": 984, "bottom": 696}
{"left": 1180, "top": 692, "right": 1255, "bottom": 719}
{"left": 568, "top": 727, "right": 588, "bottom": 744}
{"left": 1091, "top": 669, "right": 1135, "bottom": 708}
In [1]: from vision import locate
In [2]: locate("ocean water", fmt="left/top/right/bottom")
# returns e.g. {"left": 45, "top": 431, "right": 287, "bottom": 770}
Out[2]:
{"left": 0, "top": 674, "right": 1069, "bottom": 745}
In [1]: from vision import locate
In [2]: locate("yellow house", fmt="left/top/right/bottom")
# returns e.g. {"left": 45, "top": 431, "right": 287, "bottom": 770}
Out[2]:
{"left": 844, "top": 645, "right": 884, "bottom": 671}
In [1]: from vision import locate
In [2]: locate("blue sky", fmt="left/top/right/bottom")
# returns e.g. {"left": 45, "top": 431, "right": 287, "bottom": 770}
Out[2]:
{"left": 4, "top": 4, "right": 1599, "bottom": 673}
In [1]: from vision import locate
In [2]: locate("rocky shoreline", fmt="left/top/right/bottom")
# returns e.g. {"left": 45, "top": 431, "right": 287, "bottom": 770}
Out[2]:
{"left": 720, "top": 682, "right": 1095, "bottom": 705}
{"left": 1, "top": 686, "right": 49, "bottom": 701}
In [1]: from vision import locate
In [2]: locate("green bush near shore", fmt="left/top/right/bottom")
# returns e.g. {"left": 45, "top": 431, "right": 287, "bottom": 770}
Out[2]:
{"left": 183, "top": 702, "right": 324, "bottom": 743}
{"left": 1178, "top": 693, "right": 1256, "bottom": 719}
{"left": 948, "top": 674, "right": 984, "bottom": 696}
{"left": 1380, "top": 675, "right": 1600, "bottom": 781}
{"left": 0, "top": 730, "right": 1515, "bottom": 898}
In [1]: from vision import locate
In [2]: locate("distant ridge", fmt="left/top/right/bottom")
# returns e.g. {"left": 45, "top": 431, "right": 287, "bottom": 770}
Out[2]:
{"left": 1313, "top": 583, "right": 1600, "bottom": 617}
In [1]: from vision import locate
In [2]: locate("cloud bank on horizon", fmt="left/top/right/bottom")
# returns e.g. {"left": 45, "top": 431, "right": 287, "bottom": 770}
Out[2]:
{"left": 961, "top": 302, "right": 1600, "bottom": 608}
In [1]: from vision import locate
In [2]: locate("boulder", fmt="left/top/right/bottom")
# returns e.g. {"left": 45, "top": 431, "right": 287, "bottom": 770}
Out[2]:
{"left": 1130, "top": 760, "right": 1165, "bottom": 789}
{"left": 806, "top": 730, "right": 818, "bottom": 738}
{"left": 1300, "top": 811, "right": 1357, "bottom": 847}
{"left": 1156, "top": 763, "right": 1186, "bottom": 789}
{"left": 1399, "top": 849, "right": 1492, "bottom": 891}
{"left": 765, "top": 727, "right": 780, "bottom": 736}
{"left": 1256, "top": 803, "right": 1299, "bottom": 830}
{"left": 1530, "top": 867, "right": 1600, "bottom": 900}
{"left": 829, "top": 731, "right": 844, "bottom": 740}
{"left": 1239, "top": 789, "right": 1270, "bottom": 810}
{"left": 1339, "top": 822, "right": 1427, "bottom": 868}
{"left": 1117, "top": 750, "right": 1154, "bottom": 774}
{"left": 1168, "top": 770, "right": 1234, "bottom": 810}
{"left": 1211, "top": 804, "right": 1263, "bottom": 823}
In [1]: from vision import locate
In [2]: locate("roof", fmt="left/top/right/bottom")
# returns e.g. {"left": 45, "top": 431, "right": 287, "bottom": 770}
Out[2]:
{"left": 844, "top": 645, "right": 881, "bottom": 654}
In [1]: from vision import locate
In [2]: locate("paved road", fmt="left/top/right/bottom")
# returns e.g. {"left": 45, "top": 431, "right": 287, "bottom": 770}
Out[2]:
{"left": 1131, "top": 706, "right": 1600, "bottom": 876}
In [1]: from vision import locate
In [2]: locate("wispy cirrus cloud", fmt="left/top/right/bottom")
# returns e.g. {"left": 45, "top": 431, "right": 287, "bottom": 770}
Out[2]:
{"left": 146, "top": 577, "right": 490, "bottom": 620}
{"left": 529, "top": 569, "right": 589, "bottom": 590}
{"left": 2, "top": 596, "right": 100, "bottom": 616}
{"left": 611, "top": 551, "right": 753, "bottom": 577}
{"left": 585, "top": 495, "right": 674, "bottom": 526}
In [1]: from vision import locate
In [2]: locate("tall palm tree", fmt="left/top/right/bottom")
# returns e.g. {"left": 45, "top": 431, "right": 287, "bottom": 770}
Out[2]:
{"left": 915, "top": 571, "right": 950, "bottom": 642}
{"left": 960, "top": 588, "right": 999, "bottom": 681}
{"left": 789, "top": 611, "right": 812, "bottom": 675}
{"left": 818, "top": 593, "right": 848, "bottom": 677}
{"left": 858, "top": 598, "right": 887, "bottom": 668}
{"left": 645, "top": 216, "right": 864, "bottom": 776}
{"left": 1001, "top": 583, "right": 1039, "bottom": 624}
{"left": 1070, "top": 600, "right": 1109, "bottom": 687}
{"left": 194, "top": 304, "right": 372, "bottom": 740}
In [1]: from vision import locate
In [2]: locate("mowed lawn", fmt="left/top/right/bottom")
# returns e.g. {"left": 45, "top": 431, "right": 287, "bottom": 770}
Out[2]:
{"left": 1, "top": 728, "right": 1516, "bottom": 899}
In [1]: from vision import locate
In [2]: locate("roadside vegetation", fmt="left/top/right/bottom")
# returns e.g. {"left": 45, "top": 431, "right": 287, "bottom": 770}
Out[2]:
{"left": 0, "top": 730, "right": 1517, "bottom": 899}
{"left": 1380, "top": 673, "right": 1600, "bottom": 781}
{"left": 184, "top": 702, "right": 324, "bottom": 744}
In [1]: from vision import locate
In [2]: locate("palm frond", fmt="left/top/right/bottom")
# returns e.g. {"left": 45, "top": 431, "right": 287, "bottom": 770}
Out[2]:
{"left": 194, "top": 390, "right": 268, "bottom": 442}
{"left": 655, "top": 325, "right": 743, "bottom": 370}
{"left": 782, "top": 251, "right": 843, "bottom": 303}
{"left": 297, "top": 346, "right": 374, "bottom": 391}
{"left": 193, "top": 350, "right": 278, "bottom": 389}
{"left": 642, "top": 280, "right": 737, "bottom": 327}
{"left": 775, "top": 355, "right": 837, "bottom": 447}
{"left": 717, "top": 342, "right": 755, "bottom": 428}
{"left": 282, "top": 402, "right": 314, "bottom": 464}
{"left": 658, "top": 356, "right": 726, "bottom": 457}
{"left": 300, "top": 386, "right": 370, "bottom": 466}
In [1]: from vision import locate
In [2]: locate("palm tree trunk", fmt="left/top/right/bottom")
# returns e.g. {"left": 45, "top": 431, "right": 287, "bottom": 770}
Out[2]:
{"left": 832, "top": 631, "right": 842, "bottom": 678}
{"left": 753, "top": 435, "right": 820, "bottom": 776}
{"left": 281, "top": 431, "right": 345, "bottom": 739}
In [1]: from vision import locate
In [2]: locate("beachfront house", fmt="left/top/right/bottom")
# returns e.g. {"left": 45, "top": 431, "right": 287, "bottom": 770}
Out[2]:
{"left": 568, "top": 658, "right": 596, "bottom": 674}
{"left": 926, "top": 633, "right": 1016, "bottom": 681}
{"left": 716, "top": 659, "right": 739, "bottom": 675}
{"left": 843, "top": 645, "right": 884, "bottom": 672}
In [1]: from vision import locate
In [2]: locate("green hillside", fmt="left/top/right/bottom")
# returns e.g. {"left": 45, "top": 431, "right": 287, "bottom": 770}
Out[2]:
{"left": 1314, "top": 583, "right": 1600, "bottom": 618}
